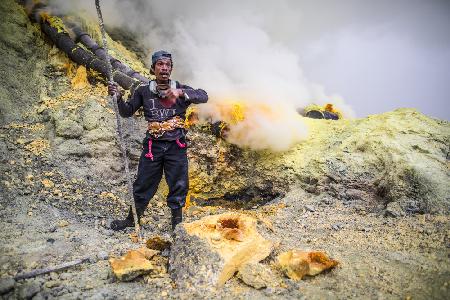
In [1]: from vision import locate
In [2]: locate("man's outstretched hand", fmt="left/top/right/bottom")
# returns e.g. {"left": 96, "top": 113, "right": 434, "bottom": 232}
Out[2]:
{"left": 164, "top": 88, "right": 184, "bottom": 101}
{"left": 159, "top": 88, "right": 185, "bottom": 108}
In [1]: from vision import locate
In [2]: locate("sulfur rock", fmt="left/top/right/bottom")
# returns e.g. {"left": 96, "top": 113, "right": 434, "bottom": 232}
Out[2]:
{"left": 169, "top": 213, "right": 273, "bottom": 290}
{"left": 109, "top": 247, "right": 159, "bottom": 281}
{"left": 277, "top": 249, "right": 339, "bottom": 281}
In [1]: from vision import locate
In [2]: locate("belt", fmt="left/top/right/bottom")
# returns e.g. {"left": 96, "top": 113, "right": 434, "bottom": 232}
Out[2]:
{"left": 147, "top": 116, "right": 186, "bottom": 138}
{"left": 145, "top": 116, "right": 187, "bottom": 161}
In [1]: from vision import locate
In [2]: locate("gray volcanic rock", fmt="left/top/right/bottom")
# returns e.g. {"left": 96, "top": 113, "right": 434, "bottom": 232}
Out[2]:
{"left": 17, "top": 282, "right": 41, "bottom": 299}
{"left": 0, "top": 277, "right": 15, "bottom": 295}
{"left": 187, "top": 109, "right": 450, "bottom": 215}
{"left": 169, "top": 213, "right": 273, "bottom": 291}
{"left": 169, "top": 222, "right": 224, "bottom": 292}
{"left": 237, "top": 262, "right": 276, "bottom": 289}
{"left": 0, "top": 0, "right": 48, "bottom": 125}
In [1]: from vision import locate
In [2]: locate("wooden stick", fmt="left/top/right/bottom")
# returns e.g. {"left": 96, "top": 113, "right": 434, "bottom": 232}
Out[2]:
{"left": 14, "top": 258, "right": 89, "bottom": 280}
{"left": 94, "top": 0, "right": 142, "bottom": 240}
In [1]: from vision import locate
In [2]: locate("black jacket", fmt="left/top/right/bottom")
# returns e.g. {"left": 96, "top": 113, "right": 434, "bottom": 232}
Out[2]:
{"left": 117, "top": 81, "right": 208, "bottom": 140}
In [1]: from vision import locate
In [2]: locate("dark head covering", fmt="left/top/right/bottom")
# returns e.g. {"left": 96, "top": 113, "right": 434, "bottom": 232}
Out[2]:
{"left": 151, "top": 50, "right": 172, "bottom": 65}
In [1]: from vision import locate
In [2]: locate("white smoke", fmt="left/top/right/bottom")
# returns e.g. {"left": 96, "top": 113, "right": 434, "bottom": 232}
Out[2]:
{"left": 51, "top": 0, "right": 355, "bottom": 150}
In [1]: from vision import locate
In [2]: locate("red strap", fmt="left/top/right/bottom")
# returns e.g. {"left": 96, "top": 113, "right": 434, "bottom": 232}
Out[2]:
{"left": 176, "top": 138, "right": 186, "bottom": 148}
{"left": 144, "top": 139, "right": 154, "bottom": 160}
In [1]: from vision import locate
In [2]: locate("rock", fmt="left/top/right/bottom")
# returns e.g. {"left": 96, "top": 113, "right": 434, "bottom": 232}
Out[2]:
{"left": 385, "top": 202, "right": 406, "bottom": 217}
{"left": 17, "top": 282, "right": 41, "bottom": 299}
{"left": 55, "top": 119, "right": 84, "bottom": 138}
{"left": 82, "top": 128, "right": 115, "bottom": 143}
{"left": 321, "top": 197, "right": 334, "bottom": 205}
{"left": 86, "top": 291, "right": 114, "bottom": 300}
{"left": 31, "top": 292, "right": 45, "bottom": 300}
{"left": 277, "top": 249, "right": 339, "bottom": 281}
{"left": 41, "top": 179, "right": 55, "bottom": 189}
{"left": 169, "top": 213, "right": 273, "bottom": 289}
{"left": 103, "top": 230, "right": 113, "bottom": 237}
{"left": 331, "top": 223, "right": 343, "bottom": 231}
{"left": 161, "top": 249, "right": 170, "bottom": 258}
{"left": 81, "top": 100, "right": 104, "bottom": 130}
{"left": 88, "top": 256, "right": 99, "bottom": 264}
{"left": 146, "top": 236, "right": 171, "bottom": 251}
{"left": 43, "top": 280, "right": 60, "bottom": 288}
{"left": 97, "top": 251, "right": 109, "bottom": 260}
{"left": 305, "top": 205, "right": 315, "bottom": 212}
{"left": 237, "top": 262, "right": 276, "bottom": 289}
{"left": 56, "top": 139, "right": 90, "bottom": 157}
{"left": 109, "top": 247, "right": 159, "bottom": 281}
{"left": 57, "top": 220, "right": 69, "bottom": 227}
{"left": 0, "top": 277, "right": 15, "bottom": 294}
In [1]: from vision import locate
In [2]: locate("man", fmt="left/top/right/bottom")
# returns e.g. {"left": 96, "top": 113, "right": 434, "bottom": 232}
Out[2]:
{"left": 108, "top": 50, "right": 208, "bottom": 231}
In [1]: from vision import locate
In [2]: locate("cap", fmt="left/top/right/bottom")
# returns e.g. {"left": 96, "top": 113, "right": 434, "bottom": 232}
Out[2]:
{"left": 151, "top": 50, "right": 172, "bottom": 65}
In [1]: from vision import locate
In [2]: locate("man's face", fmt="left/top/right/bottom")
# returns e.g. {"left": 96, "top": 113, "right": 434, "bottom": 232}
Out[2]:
{"left": 154, "top": 58, "right": 172, "bottom": 82}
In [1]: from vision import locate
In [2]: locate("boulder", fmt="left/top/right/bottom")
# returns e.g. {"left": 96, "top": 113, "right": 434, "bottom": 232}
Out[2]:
{"left": 237, "top": 262, "right": 276, "bottom": 289}
{"left": 385, "top": 201, "right": 406, "bottom": 217}
{"left": 169, "top": 213, "right": 273, "bottom": 289}
{"left": 81, "top": 99, "right": 107, "bottom": 131}
{"left": 17, "top": 282, "right": 40, "bottom": 299}
{"left": 55, "top": 119, "right": 84, "bottom": 138}
{"left": 0, "top": 277, "right": 15, "bottom": 295}
{"left": 277, "top": 249, "right": 339, "bottom": 281}
{"left": 109, "top": 247, "right": 159, "bottom": 281}
{"left": 56, "top": 139, "right": 90, "bottom": 157}
{"left": 146, "top": 236, "right": 171, "bottom": 251}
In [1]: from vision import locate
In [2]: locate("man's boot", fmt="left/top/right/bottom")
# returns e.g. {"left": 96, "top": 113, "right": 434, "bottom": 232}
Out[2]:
{"left": 110, "top": 206, "right": 138, "bottom": 231}
{"left": 171, "top": 208, "right": 182, "bottom": 230}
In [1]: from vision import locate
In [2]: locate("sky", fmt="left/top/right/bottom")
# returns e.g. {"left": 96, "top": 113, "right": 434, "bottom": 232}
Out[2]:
{"left": 54, "top": 0, "right": 450, "bottom": 121}
{"left": 292, "top": 0, "right": 450, "bottom": 120}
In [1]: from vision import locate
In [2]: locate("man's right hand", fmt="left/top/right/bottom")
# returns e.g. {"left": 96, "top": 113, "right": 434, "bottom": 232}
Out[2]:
{"left": 108, "top": 82, "right": 121, "bottom": 97}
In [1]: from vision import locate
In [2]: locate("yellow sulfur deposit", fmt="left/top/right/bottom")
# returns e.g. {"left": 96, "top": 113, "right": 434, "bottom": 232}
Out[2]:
{"left": 184, "top": 106, "right": 198, "bottom": 128}
{"left": 324, "top": 103, "right": 343, "bottom": 119}
{"left": 277, "top": 249, "right": 339, "bottom": 281}
{"left": 40, "top": 13, "right": 66, "bottom": 33}
{"left": 183, "top": 213, "right": 273, "bottom": 286}
{"left": 71, "top": 65, "right": 90, "bottom": 89}
{"left": 109, "top": 247, "right": 159, "bottom": 281}
{"left": 24, "top": 139, "right": 50, "bottom": 156}
{"left": 304, "top": 103, "right": 343, "bottom": 119}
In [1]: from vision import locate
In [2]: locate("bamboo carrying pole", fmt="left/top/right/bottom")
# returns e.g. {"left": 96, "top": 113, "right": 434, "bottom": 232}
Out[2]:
{"left": 94, "top": 0, "right": 141, "bottom": 239}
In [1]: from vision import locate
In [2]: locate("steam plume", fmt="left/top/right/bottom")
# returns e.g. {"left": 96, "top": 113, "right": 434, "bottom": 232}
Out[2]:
{"left": 51, "top": 0, "right": 354, "bottom": 151}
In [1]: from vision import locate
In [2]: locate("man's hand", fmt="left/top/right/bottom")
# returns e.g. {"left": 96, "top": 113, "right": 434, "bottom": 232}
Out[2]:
{"left": 108, "top": 82, "right": 122, "bottom": 97}
{"left": 164, "top": 88, "right": 184, "bottom": 101}
{"left": 158, "top": 88, "right": 184, "bottom": 108}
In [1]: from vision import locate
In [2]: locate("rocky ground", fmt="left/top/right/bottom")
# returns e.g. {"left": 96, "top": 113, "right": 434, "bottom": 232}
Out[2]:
{"left": 1, "top": 1, "right": 449, "bottom": 299}
{"left": 0, "top": 173, "right": 449, "bottom": 299}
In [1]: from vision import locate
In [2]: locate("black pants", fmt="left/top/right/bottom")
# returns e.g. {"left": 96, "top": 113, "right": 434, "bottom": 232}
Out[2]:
{"left": 133, "top": 135, "right": 188, "bottom": 214}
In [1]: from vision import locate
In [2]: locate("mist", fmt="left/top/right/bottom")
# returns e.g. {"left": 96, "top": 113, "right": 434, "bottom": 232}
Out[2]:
{"left": 51, "top": 0, "right": 450, "bottom": 150}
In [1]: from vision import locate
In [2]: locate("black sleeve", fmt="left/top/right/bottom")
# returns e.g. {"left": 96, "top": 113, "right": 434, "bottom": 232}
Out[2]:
{"left": 117, "top": 86, "right": 144, "bottom": 117}
{"left": 178, "top": 83, "right": 208, "bottom": 104}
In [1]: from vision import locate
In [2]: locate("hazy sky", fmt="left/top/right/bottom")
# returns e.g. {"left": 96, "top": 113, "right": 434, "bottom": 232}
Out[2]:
{"left": 292, "top": 0, "right": 450, "bottom": 120}
{"left": 55, "top": 0, "right": 450, "bottom": 120}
